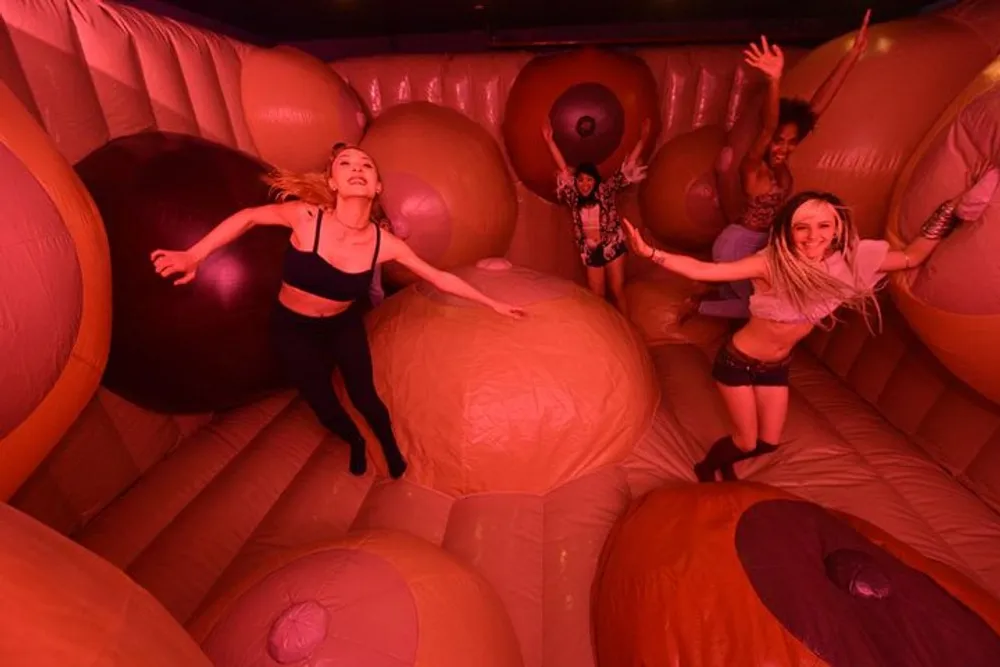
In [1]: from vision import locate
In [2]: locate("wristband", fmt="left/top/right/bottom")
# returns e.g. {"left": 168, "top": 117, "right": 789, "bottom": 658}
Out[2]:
{"left": 920, "top": 201, "right": 959, "bottom": 240}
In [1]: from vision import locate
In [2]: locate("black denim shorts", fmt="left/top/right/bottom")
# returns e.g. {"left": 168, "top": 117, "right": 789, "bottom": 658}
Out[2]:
{"left": 711, "top": 340, "right": 791, "bottom": 387}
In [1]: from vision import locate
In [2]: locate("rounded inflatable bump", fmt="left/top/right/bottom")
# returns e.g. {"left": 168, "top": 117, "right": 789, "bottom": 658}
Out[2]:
{"left": 638, "top": 125, "right": 728, "bottom": 251}
{"left": 338, "top": 262, "right": 658, "bottom": 492}
{"left": 0, "top": 503, "right": 213, "bottom": 665}
{"left": 0, "top": 81, "right": 110, "bottom": 501}
{"left": 502, "top": 47, "right": 660, "bottom": 202}
{"left": 359, "top": 102, "right": 517, "bottom": 283}
{"left": 75, "top": 131, "right": 290, "bottom": 414}
{"left": 885, "top": 57, "right": 1000, "bottom": 405}
{"left": 241, "top": 45, "right": 366, "bottom": 174}
{"left": 593, "top": 483, "right": 1000, "bottom": 667}
{"left": 719, "top": 14, "right": 991, "bottom": 237}
{"left": 193, "top": 530, "right": 523, "bottom": 667}
{"left": 624, "top": 271, "right": 729, "bottom": 348}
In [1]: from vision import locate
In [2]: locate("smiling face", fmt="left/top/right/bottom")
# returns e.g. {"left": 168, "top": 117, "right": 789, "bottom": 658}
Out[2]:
{"left": 767, "top": 123, "right": 801, "bottom": 168}
{"left": 576, "top": 172, "right": 597, "bottom": 197}
{"left": 788, "top": 198, "right": 841, "bottom": 261}
{"left": 329, "top": 147, "right": 381, "bottom": 199}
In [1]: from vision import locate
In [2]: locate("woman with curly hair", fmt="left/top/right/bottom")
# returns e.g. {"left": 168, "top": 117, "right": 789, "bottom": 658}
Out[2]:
{"left": 700, "top": 11, "right": 871, "bottom": 320}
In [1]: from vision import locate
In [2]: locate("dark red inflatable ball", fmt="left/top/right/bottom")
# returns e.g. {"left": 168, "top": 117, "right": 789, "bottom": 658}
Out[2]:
{"left": 75, "top": 131, "right": 290, "bottom": 414}
{"left": 501, "top": 47, "right": 660, "bottom": 203}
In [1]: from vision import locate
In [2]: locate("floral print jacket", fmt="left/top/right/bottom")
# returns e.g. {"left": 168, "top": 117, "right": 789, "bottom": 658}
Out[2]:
{"left": 556, "top": 166, "right": 635, "bottom": 258}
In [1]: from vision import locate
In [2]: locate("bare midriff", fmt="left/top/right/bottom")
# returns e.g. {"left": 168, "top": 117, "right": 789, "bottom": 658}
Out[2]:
{"left": 278, "top": 283, "right": 354, "bottom": 317}
{"left": 730, "top": 316, "right": 814, "bottom": 362}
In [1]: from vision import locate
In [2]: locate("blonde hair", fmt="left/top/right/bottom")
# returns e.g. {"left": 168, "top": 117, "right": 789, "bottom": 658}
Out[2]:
{"left": 763, "top": 192, "right": 884, "bottom": 333}
{"left": 263, "top": 143, "right": 391, "bottom": 226}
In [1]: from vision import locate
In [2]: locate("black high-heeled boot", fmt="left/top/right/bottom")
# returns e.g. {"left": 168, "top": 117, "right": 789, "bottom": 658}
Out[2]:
{"left": 348, "top": 440, "right": 368, "bottom": 477}
{"left": 380, "top": 443, "right": 407, "bottom": 480}
{"left": 694, "top": 436, "right": 752, "bottom": 482}
{"left": 720, "top": 439, "right": 778, "bottom": 481}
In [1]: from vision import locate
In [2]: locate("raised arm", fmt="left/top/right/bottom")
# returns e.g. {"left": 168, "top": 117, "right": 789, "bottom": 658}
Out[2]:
{"left": 621, "top": 218, "right": 768, "bottom": 282}
{"left": 740, "top": 38, "right": 784, "bottom": 181}
{"left": 542, "top": 120, "right": 569, "bottom": 173}
{"left": 809, "top": 10, "right": 869, "bottom": 119}
{"left": 380, "top": 234, "right": 525, "bottom": 319}
{"left": 880, "top": 166, "right": 999, "bottom": 272}
{"left": 152, "top": 201, "right": 299, "bottom": 285}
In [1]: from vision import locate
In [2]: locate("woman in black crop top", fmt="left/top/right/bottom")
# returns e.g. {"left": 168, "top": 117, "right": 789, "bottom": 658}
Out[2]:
{"left": 150, "top": 144, "right": 526, "bottom": 480}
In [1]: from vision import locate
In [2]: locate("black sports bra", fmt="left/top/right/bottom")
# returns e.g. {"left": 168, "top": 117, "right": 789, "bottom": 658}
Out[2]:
{"left": 282, "top": 208, "right": 381, "bottom": 302}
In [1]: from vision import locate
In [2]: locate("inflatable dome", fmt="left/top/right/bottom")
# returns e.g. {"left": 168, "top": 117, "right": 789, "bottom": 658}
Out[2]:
{"left": 0, "top": 502, "right": 211, "bottom": 666}
{"left": 74, "top": 131, "right": 290, "bottom": 414}
{"left": 594, "top": 483, "right": 1000, "bottom": 667}
{"left": 194, "top": 531, "right": 522, "bottom": 667}
{"left": 886, "top": 56, "right": 1000, "bottom": 405}
{"left": 341, "top": 260, "right": 659, "bottom": 492}
{"left": 638, "top": 125, "right": 728, "bottom": 251}
{"left": 240, "top": 45, "right": 367, "bottom": 173}
{"left": 502, "top": 48, "right": 660, "bottom": 202}
{"left": 359, "top": 101, "right": 518, "bottom": 283}
{"left": 0, "top": 79, "right": 110, "bottom": 501}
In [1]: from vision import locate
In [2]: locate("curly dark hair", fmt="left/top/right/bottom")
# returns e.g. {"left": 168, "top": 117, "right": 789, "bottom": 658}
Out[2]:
{"left": 778, "top": 97, "right": 817, "bottom": 141}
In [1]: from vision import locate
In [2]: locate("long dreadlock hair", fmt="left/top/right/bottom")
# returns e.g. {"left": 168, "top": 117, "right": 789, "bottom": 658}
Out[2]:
{"left": 763, "top": 191, "right": 884, "bottom": 333}
{"left": 262, "top": 142, "right": 390, "bottom": 227}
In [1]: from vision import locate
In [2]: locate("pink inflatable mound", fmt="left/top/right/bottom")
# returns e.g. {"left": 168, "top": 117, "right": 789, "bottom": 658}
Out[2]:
{"left": 0, "top": 141, "right": 81, "bottom": 438}
{"left": 340, "top": 261, "right": 659, "bottom": 492}
{"left": 898, "top": 86, "right": 1000, "bottom": 315}
{"left": 196, "top": 531, "right": 522, "bottom": 667}
{"left": 74, "top": 132, "right": 290, "bottom": 414}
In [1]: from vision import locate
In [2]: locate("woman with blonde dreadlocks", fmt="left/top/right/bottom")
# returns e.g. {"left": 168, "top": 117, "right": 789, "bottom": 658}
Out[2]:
{"left": 623, "top": 166, "right": 998, "bottom": 483}
{"left": 149, "top": 144, "right": 526, "bottom": 479}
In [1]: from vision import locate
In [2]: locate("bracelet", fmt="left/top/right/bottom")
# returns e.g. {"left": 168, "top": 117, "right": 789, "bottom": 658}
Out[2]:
{"left": 920, "top": 201, "right": 959, "bottom": 240}
{"left": 647, "top": 247, "right": 656, "bottom": 260}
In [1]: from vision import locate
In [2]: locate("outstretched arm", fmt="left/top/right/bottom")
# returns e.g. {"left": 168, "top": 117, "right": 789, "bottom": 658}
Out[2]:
{"left": 880, "top": 166, "right": 999, "bottom": 272}
{"left": 810, "top": 10, "right": 870, "bottom": 119}
{"left": 152, "top": 201, "right": 300, "bottom": 285}
{"left": 740, "top": 38, "right": 784, "bottom": 184}
{"left": 186, "top": 202, "right": 297, "bottom": 263}
{"left": 381, "top": 235, "right": 525, "bottom": 318}
{"left": 621, "top": 217, "right": 768, "bottom": 282}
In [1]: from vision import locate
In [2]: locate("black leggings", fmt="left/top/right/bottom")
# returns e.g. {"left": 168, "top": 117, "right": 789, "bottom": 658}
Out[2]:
{"left": 270, "top": 302, "right": 405, "bottom": 475}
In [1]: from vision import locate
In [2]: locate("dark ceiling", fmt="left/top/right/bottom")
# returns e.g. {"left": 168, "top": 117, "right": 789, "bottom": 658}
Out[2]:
{"left": 138, "top": 0, "right": 950, "bottom": 46}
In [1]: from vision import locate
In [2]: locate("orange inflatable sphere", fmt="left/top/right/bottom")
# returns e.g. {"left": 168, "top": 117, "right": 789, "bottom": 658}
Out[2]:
{"left": 339, "top": 260, "right": 658, "bottom": 493}
{"left": 360, "top": 102, "right": 517, "bottom": 284}
{"left": 241, "top": 46, "right": 366, "bottom": 174}
{"left": 193, "top": 531, "right": 522, "bottom": 667}
{"left": 594, "top": 483, "right": 1000, "bottom": 667}
{"left": 638, "top": 125, "right": 728, "bottom": 251}
{"left": 0, "top": 81, "right": 110, "bottom": 501}
{"left": 502, "top": 48, "right": 660, "bottom": 202}
{"left": 886, "top": 58, "right": 1000, "bottom": 405}
{"left": 0, "top": 503, "right": 212, "bottom": 666}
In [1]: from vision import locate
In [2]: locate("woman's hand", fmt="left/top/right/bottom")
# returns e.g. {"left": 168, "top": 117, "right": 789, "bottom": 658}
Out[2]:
{"left": 621, "top": 217, "right": 654, "bottom": 258}
{"left": 491, "top": 301, "right": 527, "bottom": 319}
{"left": 151, "top": 249, "right": 199, "bottom": 285}
{"left": 621, "top": 157, "right": 648, "bottom": 184}
{"left": 744, "top": 36, "right": 784, "bottom": 81}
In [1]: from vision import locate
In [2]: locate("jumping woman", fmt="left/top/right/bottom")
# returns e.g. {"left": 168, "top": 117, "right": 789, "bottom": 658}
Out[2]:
{"left": 150, "top": 144, "right": 526, "bottom": 480}
{"left": 701, "top": 10, "right": 871, "bottom": 319}
{"left": 542, "top": 118, "right": 651, "bottom": 314}
{"left": 625, "top": 165, "right": 997, "bottom": 482}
